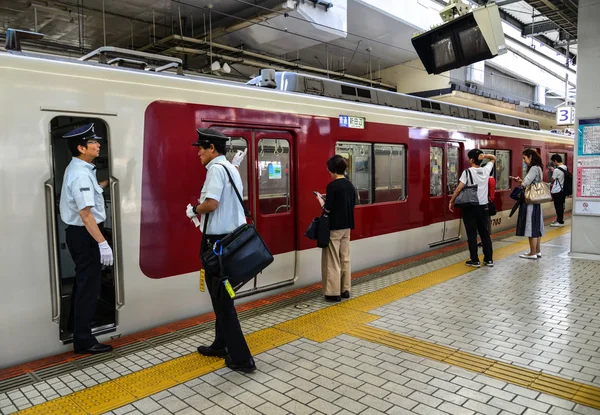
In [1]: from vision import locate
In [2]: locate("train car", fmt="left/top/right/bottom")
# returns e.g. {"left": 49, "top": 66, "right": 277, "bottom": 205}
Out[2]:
{"left": 0, "top": 46, "right": 573, "bottom": 368}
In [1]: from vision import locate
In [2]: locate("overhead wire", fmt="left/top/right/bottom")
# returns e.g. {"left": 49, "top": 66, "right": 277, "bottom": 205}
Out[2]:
{"left": 166, "top": 0, "right": 565, "bottom": 103}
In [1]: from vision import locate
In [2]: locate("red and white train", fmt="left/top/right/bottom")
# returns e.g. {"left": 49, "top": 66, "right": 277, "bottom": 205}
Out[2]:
{"left": 0, "top": 45, "right": 573, "bottom": 368}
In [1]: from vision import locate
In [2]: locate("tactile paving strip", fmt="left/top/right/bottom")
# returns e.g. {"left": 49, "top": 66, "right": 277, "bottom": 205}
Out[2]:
{"left": 348, "top": 324, "right": 600, "bottom": 410}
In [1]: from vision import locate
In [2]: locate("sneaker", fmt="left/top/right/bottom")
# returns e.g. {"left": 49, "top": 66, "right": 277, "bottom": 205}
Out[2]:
{"left": 484, "top": 260, "right": 494, "bottom": 267}
{"left": 537, "top": 253, "right": 542, "bottom": 258}
{"left": 465, "top": 260, "right": 481, "bottom": 268}
{"left": 519, "top": 254, "right": 538, "bottom": 259}
{"left": 550, "top": 221, "right": 558, "bottom": 226}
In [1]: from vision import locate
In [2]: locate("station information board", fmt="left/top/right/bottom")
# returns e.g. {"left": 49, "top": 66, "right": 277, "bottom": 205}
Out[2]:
{"left": 575, "top": 118, "right": 600, "bottom": 215}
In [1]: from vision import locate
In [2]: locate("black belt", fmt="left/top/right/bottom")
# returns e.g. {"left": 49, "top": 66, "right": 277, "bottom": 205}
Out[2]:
{"left": 67, "top": 222, "right": 104, "bottom": 229}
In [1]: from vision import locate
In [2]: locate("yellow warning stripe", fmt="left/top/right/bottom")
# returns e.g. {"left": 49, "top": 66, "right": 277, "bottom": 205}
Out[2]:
{"left": 17, "top": 225, "right": 586, "bottom": 414}
{"left": 347, "top": 324, "right": 600, "bottom": 409}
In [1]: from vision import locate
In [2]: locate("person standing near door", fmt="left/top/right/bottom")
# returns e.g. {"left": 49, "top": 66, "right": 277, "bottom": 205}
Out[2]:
{"left": 449, "top": 149, "right": 496, "bottom": 268}
{"left": 318, "top": 155, "right": 356, "bottom": 302}
{"left": 549, "top": 154, "right": 566, "bottom": 227}
{"left": 59, "top": 123, "right": 113, "bottom": 354}
{"left": 186, "top": 128, "right": 255, "bottom": 373}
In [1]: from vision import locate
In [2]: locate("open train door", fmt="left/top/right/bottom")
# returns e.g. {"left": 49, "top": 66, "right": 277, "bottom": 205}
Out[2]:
{"left": 212, "top": 127, "right": 297, "bottom": 296}
{"left": 428, "top": 141, "right": 463, "bottom": 247}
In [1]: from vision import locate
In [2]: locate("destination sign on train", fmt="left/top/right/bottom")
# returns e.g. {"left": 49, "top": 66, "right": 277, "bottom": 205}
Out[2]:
{"left": 339, "top": 115, "right": 365, "bottom": 129}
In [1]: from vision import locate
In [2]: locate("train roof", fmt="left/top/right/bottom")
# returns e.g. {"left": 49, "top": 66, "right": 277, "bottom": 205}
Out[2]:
{"left": 0, "top": 45, "right": 573, "bottom": 144}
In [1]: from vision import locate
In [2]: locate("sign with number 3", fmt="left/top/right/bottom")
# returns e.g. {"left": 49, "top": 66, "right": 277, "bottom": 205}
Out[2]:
{"left": 556, "top": 106, "right": 575, "bottom": 125}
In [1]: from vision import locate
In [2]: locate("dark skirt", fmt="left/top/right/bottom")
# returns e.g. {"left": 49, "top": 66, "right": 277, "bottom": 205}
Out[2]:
{"left": 516, "top": 201, "right": 544, "bottom": 237}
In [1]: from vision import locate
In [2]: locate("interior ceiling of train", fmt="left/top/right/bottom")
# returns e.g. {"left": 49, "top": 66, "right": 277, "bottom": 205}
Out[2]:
{"left": 0, "top": 0, "right": 578, "bottom": 87}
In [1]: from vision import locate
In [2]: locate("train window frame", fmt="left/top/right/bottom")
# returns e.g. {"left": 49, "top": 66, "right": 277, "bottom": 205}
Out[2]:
{"left": 257, "top": 138, "right": 292, "bottom": 216}
{"left": 225, "top": 136, "right": 250, "bottom": 201}
{"left": 481, "top": 149, "right": 511, "bottom": 191}
{"left": 374, "top": 144, "right": 407, "bottom": 203}
{"left": 335, "top": 141, "right": 373, "bottom": 205}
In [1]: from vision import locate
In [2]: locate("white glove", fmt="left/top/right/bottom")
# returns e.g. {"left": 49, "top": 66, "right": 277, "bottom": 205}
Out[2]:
{"left": 231, "top": 149, "right": 247, "bottom": 168}
{"left": 186, "top": 204, "right": 197, "bottom": 218}
{"left": 98, "top": 241, "right": 114, "bottom": 266}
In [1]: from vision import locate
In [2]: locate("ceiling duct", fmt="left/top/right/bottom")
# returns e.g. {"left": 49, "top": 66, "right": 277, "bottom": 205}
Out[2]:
{"left": 223, "top": 0, "right": 347, "bottom": 56}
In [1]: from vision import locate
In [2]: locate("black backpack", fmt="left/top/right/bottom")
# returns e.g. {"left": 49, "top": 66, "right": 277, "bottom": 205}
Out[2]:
{"left": 558, "top": 166, "right": 573, "bottom": 196}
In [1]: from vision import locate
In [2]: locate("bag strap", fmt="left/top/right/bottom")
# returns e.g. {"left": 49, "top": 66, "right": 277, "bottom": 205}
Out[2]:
{"left": 216, "top": 164, "right": 253, "bottom": 221}
{"left": 464, "top": 168, "right": 474, "bottom": 185}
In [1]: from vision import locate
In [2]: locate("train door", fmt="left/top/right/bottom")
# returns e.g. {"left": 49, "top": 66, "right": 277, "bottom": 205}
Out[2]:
{"left": 213, "top": 127, "right": 296, "bottom": 295}
{"left": 429, "top": 142, "right": 462, "bottom": 246}
{"left": 45, "top": 116, "right": 120, "bottom": 344}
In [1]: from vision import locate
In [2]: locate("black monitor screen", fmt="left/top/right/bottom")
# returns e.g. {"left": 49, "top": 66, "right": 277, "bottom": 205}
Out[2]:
{"left": 458, "top": 26, "right": 490, "bottom": 62}
{"left": 431, "top": 36, "right": 457, "bottom": 70}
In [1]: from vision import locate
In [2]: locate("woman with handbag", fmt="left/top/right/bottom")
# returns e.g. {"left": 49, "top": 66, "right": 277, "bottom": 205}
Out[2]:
{"left": 512, "top": 148, "right": 545, "bottom": 259}
{"left": 317, "top": 155, "right": 356, "bottom": 302}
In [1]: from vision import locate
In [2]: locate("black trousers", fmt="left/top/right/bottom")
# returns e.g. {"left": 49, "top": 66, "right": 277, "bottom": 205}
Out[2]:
{"left": 203, "top": 234, "right": 252, "bottom": 364}
{"left": 65, "top": 224, "right": 102, "bottom": 350}
{"left": 553, "top": 192, "right": 566, "bottom": 224}
{"left": 462, "top": 205, "right": 493, "bottom": 263}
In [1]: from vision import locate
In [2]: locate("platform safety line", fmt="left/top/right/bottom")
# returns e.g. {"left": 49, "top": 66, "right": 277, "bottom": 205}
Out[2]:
{"left": 347, "top": 324, "right": 600, "bottom": 410}
{"left": 15, "top": 226, "right": 572, "bottom": 414}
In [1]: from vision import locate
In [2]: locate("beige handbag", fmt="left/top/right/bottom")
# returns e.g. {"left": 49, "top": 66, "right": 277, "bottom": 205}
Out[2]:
{"left": 525, "top": 178, "right": 552, "bottom": 205}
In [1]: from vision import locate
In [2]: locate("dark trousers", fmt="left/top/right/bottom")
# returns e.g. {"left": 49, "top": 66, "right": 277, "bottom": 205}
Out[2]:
{"left": 203, "top": 234, "right": 252, "bottom": 364}
{"left": 462, "top": 205, "right": 493, "bottom": 263}
{"left": 553, "top": 192, "right": 566, "bottom": 224}
{"left": 66, "top": 225, "right": 102, "bottom": 350}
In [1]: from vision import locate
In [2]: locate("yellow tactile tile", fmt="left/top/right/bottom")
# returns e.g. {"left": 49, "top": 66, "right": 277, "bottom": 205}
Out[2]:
{"left": 348, "top": 323, "right": 600, "bottom": 410}
{"left": 275, "top": 306, "right": 378, "bottom": 342}
{"left": 69, "top": 382, "right": 134, "bottom": 415}
{"left": 246, "top": 328, "right": 300, "bottom": 355}
{"left": 16, "top": 397, "right": 86, "bottom": 415}
{"left": 113, "top": 366, "right": 177, "bottom": 399}
{"left": 158, "top": 353, "right": 224, "bottom": 383}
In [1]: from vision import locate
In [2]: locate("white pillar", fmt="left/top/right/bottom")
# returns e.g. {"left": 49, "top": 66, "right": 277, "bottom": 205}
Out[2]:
{"left": 571, "top": 0, "right": 600, "bottom": 257}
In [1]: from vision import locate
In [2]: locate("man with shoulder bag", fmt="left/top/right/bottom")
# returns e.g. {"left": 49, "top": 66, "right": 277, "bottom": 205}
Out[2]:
{"left": 186, "top": 128, "right": 256, "bottom": 373}
{"left": 449, "top": 150, "right": 496, "bottom": 268}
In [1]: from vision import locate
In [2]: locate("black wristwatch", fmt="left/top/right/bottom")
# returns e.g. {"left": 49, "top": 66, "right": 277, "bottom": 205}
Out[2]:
{"left": 192, "top": 204, "right": 198, "bottom": 215}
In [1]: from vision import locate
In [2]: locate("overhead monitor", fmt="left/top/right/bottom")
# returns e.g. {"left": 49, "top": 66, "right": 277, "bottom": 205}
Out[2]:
{"left": 412, "top": 3, "right": 506, "bottom": 75}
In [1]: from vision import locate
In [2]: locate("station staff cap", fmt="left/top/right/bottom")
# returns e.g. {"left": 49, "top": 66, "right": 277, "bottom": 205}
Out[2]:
{"left": 62, "top": 123, "right": 102, "bottom": 142}
{"left": 192, "top": 128, "right": 229, "bottom": 147}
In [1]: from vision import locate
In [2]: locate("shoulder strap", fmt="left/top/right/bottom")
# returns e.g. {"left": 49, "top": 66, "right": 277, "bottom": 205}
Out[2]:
{"left": 465, "top": 168, "right": 474, "bottom": 185}
{"left": 558, "top": 165, "right": 568, "bottom": 173}
{"left": 216, "top": 164, "right": 252, "bottom": 220}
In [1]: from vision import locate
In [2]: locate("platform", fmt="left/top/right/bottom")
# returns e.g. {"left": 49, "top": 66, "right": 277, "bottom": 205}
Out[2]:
{"left": 2, "top": 221, "right": 600, "bottom": 415}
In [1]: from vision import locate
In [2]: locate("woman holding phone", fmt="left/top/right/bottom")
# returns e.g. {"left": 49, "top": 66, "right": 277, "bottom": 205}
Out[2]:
{"left": 511, "top": 148, "right": 545, "bottom": 259}
{"left": 316, "top": 155, "right": 356, "bottom": 302}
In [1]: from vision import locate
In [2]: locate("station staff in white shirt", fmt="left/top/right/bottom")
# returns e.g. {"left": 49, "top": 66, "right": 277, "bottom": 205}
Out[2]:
{"left": 59, "top": 123, "right": 113, "bottom": 355}
{"left": 186, "top": 128, "right": 255, "bottom": 373}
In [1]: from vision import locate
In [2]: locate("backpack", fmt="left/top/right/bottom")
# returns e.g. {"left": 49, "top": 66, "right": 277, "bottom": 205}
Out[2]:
{"left": 557, "top": 166, "right": 573, "bottom": 196}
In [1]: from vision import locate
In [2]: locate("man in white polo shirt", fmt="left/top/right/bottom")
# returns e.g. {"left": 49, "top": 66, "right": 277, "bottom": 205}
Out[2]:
{"left": 186, "top": 128, "right": 255, "bottom": 373}
{"left": 449, "top": 149, "right": 496, "bottom": 268}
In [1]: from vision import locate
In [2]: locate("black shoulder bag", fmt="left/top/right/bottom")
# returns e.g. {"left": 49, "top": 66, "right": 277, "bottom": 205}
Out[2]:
{"left": 454, "top": 169, "right": 479, "bottom": 208}
{"left": 200, "top": 164, "right": 274, "bottom": 292}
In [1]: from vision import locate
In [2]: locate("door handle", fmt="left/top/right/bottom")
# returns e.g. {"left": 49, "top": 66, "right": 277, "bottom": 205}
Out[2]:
{"left": 110, "top": 177, "right": 125, "bottom": 310}
{"left": 44, "top": 180, "right": 61, "bottom": 324}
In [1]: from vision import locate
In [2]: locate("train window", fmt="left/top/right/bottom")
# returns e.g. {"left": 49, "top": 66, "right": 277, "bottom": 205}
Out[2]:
{"left": 341, "top": 85, "right": 357, "bottom": 96}
{"left": 447, "top": 146, "right": 460, "bottom": 194}
{"left": 374, "top": 144, "right": 407, "bottom": 202}
{"left": 431, "top": 102, "right": 441, "bottom": 111}
{"left": 430, "top": 147, "right": 443, "bottom": 197}
{"left": 496, "top": 150, "right": 510, "bottom": 190}
{"left": 225, "top": 137, "right": 249, "bottom": 200}
{"left": 258, "top": 138, "right": 291, "bottom": 215}
{"left": 421, "top": 100, "right": 432, "bottom": 110}
{"left": 482, "top": 149, "right": 511, "bottom": 191}
{"left": 336, "top": 142, "right": 372, "bottom": 205}
{"left": 357, "top": 88, "right": 372, "bottom": 99}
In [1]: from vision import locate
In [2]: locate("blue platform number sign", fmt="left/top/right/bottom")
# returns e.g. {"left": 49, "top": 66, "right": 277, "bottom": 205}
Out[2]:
{"left": 556, "top": 106, "right": 574, "bottom": 126}
{"left": 339, "top": 115, "right": 365, "bottom": 129}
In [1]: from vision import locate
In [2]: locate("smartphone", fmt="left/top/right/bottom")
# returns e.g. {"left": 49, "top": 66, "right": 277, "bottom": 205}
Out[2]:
{"left": 313, "top": 191, "right": 324, "bottom": 199}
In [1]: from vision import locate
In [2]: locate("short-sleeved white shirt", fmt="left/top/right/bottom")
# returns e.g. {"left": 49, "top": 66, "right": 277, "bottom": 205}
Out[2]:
{"left": 551, "top": 166, "right": 565, "bottom": 194}
{"left": 59, "top": 157, "right": 106, "bottom": 226}
{"left": 459, "top": 161, "right": 494, "bottom": 205}
{"left": 200, "top": 155, "right": 246, "bottom": 235}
